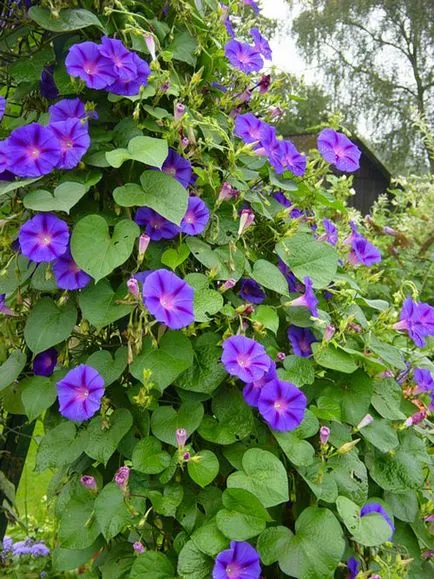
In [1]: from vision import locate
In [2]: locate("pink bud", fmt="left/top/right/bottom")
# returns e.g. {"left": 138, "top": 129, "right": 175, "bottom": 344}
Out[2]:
{"left": 181, "top": 136, "right": 189, "bottom": 149}
{"left": 114, "top": 466, "right": 130, "bottom": 488}
{"left": 218, "top": 181, "right": 237, "bottom": 202}
{"left": 80, "top": 475, "right": 97, "bottom": 490}
{"left": 319, "top": 426, "right": 330, "bottom": 445}
{"left": 348, "top": 322, "right": 362, "bottom": 333}
{"left": 133, "top": 541, "right": 145, "bottom": 553}
{"left": 238, "top": 89, "right": 252, "bottom": 103}
{"left": 127, "top": 277, "right": 140, "bottom": 298}
{"left": 238, "top": 208, "right": 255, "bottom": 236}
{"left": 357, "top": 414, "right": 373, "bottom": 430}
{"left": 183, "top": 451, "right": 191, "bottom": 462}
{"left": 269, "top": 106, "right": 283, "bottom": 119}
{"left": 160, "top": 80, "right": 170, "bottom": 93}
{"left": 324, "top": 325, "right": 335, "bottom": 341}
{"left": 383, "top": 226, "right": 396, "bottom": 236}
{"left": 276, "top": 352, "right": 286, "bottom": 361}
{"left": 220, "top": 278, "right": 236, "bottom": 292}
{"left": 258, "top": 74, "right": 270, "bottom": 94}
{"left": 144, "top": 33, "right": 156, "bottom": 60}
{"left": 176, "top": 428, "right": 188, "bottom": 448}
{"left": 174, "top": 102, "right": 186, "bottom": 121}
{"left": 404, "top": 410, "right": 426, "bottom": 427}
{"left": 138, "top": 233, "right": 150, "bottom": 259}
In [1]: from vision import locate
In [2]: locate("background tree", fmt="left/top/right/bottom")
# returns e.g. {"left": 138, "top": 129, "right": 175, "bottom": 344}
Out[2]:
{"left": 291, "top": 0, "right": 434, "bottom": 174}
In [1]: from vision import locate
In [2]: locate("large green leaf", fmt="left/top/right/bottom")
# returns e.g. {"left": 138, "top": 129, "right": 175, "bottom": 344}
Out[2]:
{"left": 23, "top": 182, "right": 87, "bottom": 213}
{"left": 130, "top": 551, "right": 175, "bottom": 579}
{"left": 71, "top": 215, "right": 139, "bottom": 282}
{"left": 216, "top": 488, "right": 272, "bottom": 540}
{"left": 85, "top": 348, "right": 128, "bottom": 385}
{"left": 328, "top": 451, "right": 368, "bottom": 504}
{"left": 251, "top": 260, "right": 289, "bottom": 295}
{"left": 29, "top": 7, "right": 103, "bottom": 31}
{"left": 129, "top": 332, "right": 194, "bottom": 392}
{"left": 24, "top": 298, "right": 77, "bottom": 354}
{"left": 151, "top": 402, "right": 204, "bottom": 446}
{"left": 273, "top": 430, "right": 315, "bottom": 467}
{"left": 191, "top": 519, "right": 227, "bottom": 557}
{"left": 188, "top": 450, "right": 219, "bottom": 488}
{"left": 361, "top": 419, "right": 399, "bottom": 453}
{"left": 278, "top": 506, "right": 345, "bottom": 578}
{"left": 21, "top": 376, "right": 56, "bottom": 422}
{"left": 36, "top": 422, "right": 85, "bottom": 472}
{"left": 336, "top": 496, "right": 393, "bottom": 546}
{"left": 0, "top": 350, "right": 27, "bottom": 392}
{"left": 227, "top": 448, "right": 289, "bottom": 508}
{"left": 177, "top": 540, "right": 212, "bottom": 579}
{"left": 84, "top": 409, "right": 133, "bottom": 465}
{"left": 371, "top": 378, "right": 406, "bottom": 420}
{"left": 298, "top": 459, "right": 339, "bottom": 503}
{"left": 132, "top": 436, "right": 171, "bottom": 475}
{"left": 106, "top": 136, "right": 168, "bottom": 169}
{"left": 257, "top": 526, "right": 294, "bottom": 565}
{"left": 59, "top": 487, "right": 100, "bottom": 550}
{"left": 281, "top": 355, "right": 315, "bottom": 386}
{"left": 276, "top": 232, "right": 338, "bottom": 288}
{"left": 312, "top": 343, "right": 358, "bottom": 373}
{"left": 0, "top": 178, "right": 41, "bottom": 198}
{"left": 186, "top": 238, "right": 246, "bottom": 281}
{"left": 94, "top": 483, "right": 131, "bottom": 540}
{"left": 78, "top": 280, "right": 133, "bottom": 327}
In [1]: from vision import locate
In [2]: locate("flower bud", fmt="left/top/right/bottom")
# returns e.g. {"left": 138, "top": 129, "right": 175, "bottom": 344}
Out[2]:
{"left": 176, "top": 428, "right": 188, "bottom": 448}
{"left": 218, "top": 181, "right": 237, "bottom": 202}
{"left": 258, "top": 74, "right": 270, "bottom": 94}
{"left": 276, "top": 352, "right": 286, "bottom": 361}
{"left": 183, "top": 451, "right": 191, "bottom": 462}
{"left": 269, "top": 106, "right": 283, "bottom": 119}
{"left": 114, "top": 466, "right": 130, "bottom": 489}
{"left": 324, "top": 325, "right": 335, "bottom": 341}
{"left": 181, "top": 136, "right": 189, "bottom": 149}
{"left": 238, "top": 208, "right": 255, "bottom": 236}
{"left": 138, "top": 233, "right": 150, "bottom": 261}
{"left": 144, "top": 33, "right": 156, "bottom": 60}
{"left": 127, "top": 277, "right": 140, "bottom": 298}
{"left": 337, "top": 439, "right": 360, "bottom": 454}
{"left": 383, "top": 226, "right": 396, "bottom": 236}
{"left": 404, "top": 410, "right": 426, "bottom": 427}
{"left": 219, "top": 278, "right": 236, "bottom": 293}
{"left": 133, "top": 541, "right": 145, "bottom": 553}
{"left": 357, "top": 414, "right": 374, "bottom": 430}
{"left": 319, "top": 426, "right": 330, "bottom": 445}
{"left": 174, "top": 102, "right": 186, "bottom": 122}
{"left": 379, "top": 370, "right": 394, "bottom": 378}
{"left": 80, "top": 475, "right": 97, "bottom": 490}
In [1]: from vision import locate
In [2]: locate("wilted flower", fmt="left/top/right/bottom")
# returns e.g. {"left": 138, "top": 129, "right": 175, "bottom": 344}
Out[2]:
{"left": 135, "top": 207, "right": 180, "bottom": 241}
{"left": 404, "top": 410, "right": 427, "bottom": 427}
{"left": 114, "top": 466, "right": 130, "bottom": 488}
{"left": 53, "top": 248, "right": 92, "bottom": 290}
{"left": 180, "top": 196, "right": 210, "bottom": 236}
{"left": 174, "top": 102, "right": 186, "bottom": 122}
{"left": 162, "top": 148, "right": 193, "bottom": 188}
{"left": 250, "top": 28, "right": 272, "bottom": 60}
{"left": 57, "top": 364, "right": 105, "bottom": 422}
{"left": 183, "top": 451, "right": 191, "bottom": 461}
{"left": 356, "top": 414, "right": 374, "bottom": 430}
{"left": 276, "top": 352, "right": 286, "bottom": 361}
{"left": 142, "top": 269, "right": 194, "bottom": 329}
{"left": 320, "top": 425, "right": 330, "bottom": 445}
{"left": 218, "top": 181, "right": 237, "bottom": 202}
{"left": 289, "top": 276, "right": 318, "bottom": 317}
{"left": 287, "top": 326, "right": 317, "bottom": 358}
{"left": 219, "top": 278, "right": 236, "bottom": 293}
{"left": 348, "top": 236, "right": 381, "bottom": 267}
{"left": 317, "top": 128, "right": 361, "bottom": 172}
{"left": 176, "top": 428, "right": 188, "bottom": 447}
{"left": 80, "top": 475, "right": 97, "bottom": 490}
{"left": 127, "top": 277, "right": 140, "bottom": 298}
{"left": 269, "top": 106, "right": 283, "bottom": 119}
{"left": 258, "top": 378, "right": 307, "bottom": 432}
{"left": 414, "top": 368, "right": 434, "bottom": 393}
{"left": 50, "top": 119, "right": 90, "bottom": 170}
{"left": 243, "top": 362, "right": 277, "bottom": 408}
{"left": 39, "top": 65, "right": 58, "bottom": 100}
{"left": 221, "top": 335, "right": 271, "bottom": 383}
{"left": 258, "top": 74, "right": 271, "bottom": 94}
{"left": 238, "top": 208, "right": 255, "bottom": 235}
{"left": 133, "top": 541, "right": 145, "bottom": 553}
{"left": 360, "top": 503, "right": 395, "bottom": 539}
{"left": 213, "top": 541, "right": 261, "bottom": 579}
{"left": 324, "top": 325, "right": 335, "bottom": 341}
{"left": 33, "top": 348, "right": 57, "bottom": 377}
{"left": 19, "top": 213, "right": 69, "bottom": 263}
{"left": 66, "top": 41, "right": 117, "bottom": 89}
{"left": 239, "top": 278, "right": 265, "bottom": 304}
{"left": 224, "top": 40, "right": 263, "bottom": 74}
{"left": 393, "top": 297, "right": 434, "bottom": 348}
{"left": 7, "top": 123, "right": 61, "bottom": 177}
{"left": 181, "top": 136, "right": 189, "bottom": 149}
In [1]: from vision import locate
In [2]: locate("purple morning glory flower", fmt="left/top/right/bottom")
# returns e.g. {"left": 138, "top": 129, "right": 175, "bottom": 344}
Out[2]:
{"left": 278, "top": 140, "right": 307, "bottom": 176}
{"left": 221, "top": 335, "right": 271, "bottom": 383}
{"left": 234, "top": 113, "right": 264, "bottom": 144}
{"left": 287, "top": 326, "right": 317, "bottom": 358}
{"left": 133, "top": 270, "right": 153, "bottom": 287}
{"left": 225, "top": 40, "right": 263, "bottom": 74}
{"left": 273, "top": 192, "right": 291, "bottom": 208}
{"left": 317, "top": 128, "right": 361, "bottom": 172}
{"left": 99, "top": 36, "right": 137, "bottom": 81}
{"left": 258, "top": 124, "right": 284, "bottom": 173}
{"left": 57, "top": 364, "right": 105, "bottom": 422}
{"left": 343, "top": 220, "right": 359, "bottom": 245}
{"left": 50, "top": 119, "right": 90, "bottom": 170}
{"left": 278, "top": 258, "right": 303, "bottom": 293}
{"left": 243, "top": 0, "right": 260, "bottom": 13}
{"left": 319, "top": 219, "right": 338, "bottom": 245}
{"left": 162, "top": 148, "right": 193, "bottom": 189}
{"left": 289, "top": 276, "right": 318, "bottom": 317}
{"left": 134, "top": 207, "right": 180, "bottom": 241}
{"left": 52, "top": 248, "right": 92, "bottom": 290}
{"left": 65, "top": 41, "right": 117, "bottom": 90}
{"left": 258, "top": 378, "right": 307, "bottom": 432}
{"left": 0, "top": 294, "right": 14, "bottom": 316}
{"left": 243, "top": 362, "right": 277, "bottom": 408}
{"left": 0, "top": 140, "right": 8, "bottom": 173}
{"left": 49, "top": 98, "right": 87, "bottom": 123}
{"left": 212, "top": 541, "right": 261, "bottom": 579}
{"left": 250, "top": 28, "right": 272, "bottom": 60}
{"left": 142, "top": 269, "right": 195, "bottom": 329}
{"left": 394, "top": 297, "right": 434, "bottom": 348}
{"left": 180, "top": 196, "right": 210, "bottom": 236}
{"left": 0, "top": 96, "right": 6, "bottom": 121}
{"left": 19, "top": 213, "right": 69, "bottom": 263}
{"left": 360, "top": 503, "right": 395, "bottom": 540}
{"left": 30, "top": 542, "right": 50, "bottom": 557}
{"left": 347, "top": 557, "right": 360, "bottom": 579}
{"left": 238, "top": 278, "right": 265, "bottom": 304}
{"left": 39, "top": 65, "right": 59, "bottom": 100}
{"left": 348, "top": 236, "right": 381, "bottom": 266}
{"left": 6, "top": 123, "right": 61, "bottom": 177}
{"left": 414, "top": 368, "right": 434, "bottom": 393}
{"left": 33, "top": 348, "right": 57, "bottom": 377}
{"left": 109, "top": 52, "right": 150, "bottom": 96}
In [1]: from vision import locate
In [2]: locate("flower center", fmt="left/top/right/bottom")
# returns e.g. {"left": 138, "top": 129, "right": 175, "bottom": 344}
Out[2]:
{"left": 29, "top": 147, "right": 40, "bottom": 159}
{"left": 38, "top": 232, "right": 52, "bottom": 246}
{"left": 84, "top": 62, "right": 95, "bottom": 75}
{"left": 62, "top": 138, "right": 74, "bottom": 150}
{"left": 76, "top": 386, "right": 90, "bottom": 400}
{"left": 273, "top": 399, "right": 287, "bottom": 413}
{"left": 160, "top": 294, "right": 174, "bottom": 310}
{"left": 185, "top": 212, "right": 194, "bottom": 224}
{"left": 236, "top": 354, "right": 250, "bottom": 368}
{"left": 225, "top": 563, "right": 241, "bottom": 578}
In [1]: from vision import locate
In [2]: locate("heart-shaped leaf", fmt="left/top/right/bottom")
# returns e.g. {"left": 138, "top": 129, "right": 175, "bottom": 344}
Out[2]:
{"left": 188, "top": 450, "right": 219, "bottom": 487}
{"left": 132, "top": 436, "right": 171, "bottom": 474}
{"left": 336, "top": 496, "right": 393, "bottom": 546}
{"left": 0, "top": 350, "right": 27, "bottom": 392}
{"left": 71, "top": 215, "right": 139, "bottom": 282}
{"left": 194, "top": 289, "right": 224, "bottom": 322}
{"left": 86, "top": 347, "right": 128, "bottom": 385}
{"left": 151, "top": 402, "right": 204, "bottom": 446}
{"left": 84, "top": 409, "right": 133, "bottom": 465}
{"left": 161, "top": 243, "right": 190, "bottom": 270}
{"left": 23, "top": 182, "right": 87, "bottom": 213}
{"left": 252, "top": 259, "right": 289, "bottom": 296}
{"left": 78, "top": 280, "right": 133, "bottom": 328}
{"left": 95, "top": 482, "right": 131, "bottom": 540}
{"left": 216, "top": 488, "right": 272, "bottom": 541}
{"left": 24, "top": 297, "right": 77, "bottom": 353}
{"left": 128, "top": 136, "right": 168, "bottom": 167}
{"left": 21, "top": 376, "right": 57, "bottom": 422}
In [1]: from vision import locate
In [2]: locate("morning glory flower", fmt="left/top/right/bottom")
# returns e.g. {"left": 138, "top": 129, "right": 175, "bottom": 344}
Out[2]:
{"left": 162, "top": 148, "right": 193, "bottom": 188}
{"left": 57, "top": 364, "right": 105, "bottom": 422}
{"left": 99, "top": 36, "right": 137, "bottom": 81}
{"left": 212, "top": 541, "right": 261, "bottom": 579}
{"left": 234, "top": 113, "right": 265, "bottom": 144}
{"left": 0, "top": 96, "right": 6, "bottom": 121}
{"left": 0, "top": 141, "right": 8, "bottom": 173}
{"left": 393, "top": 297, "right": 434, "bottom": 347}
{"left": 50, "top": 119, "right": 90, "bottom": 170}
{"left": 278, "top": 258, "right": 303, "bottom": 293}
{"left": 289, "top": 276, "right": 319, "bottom": 317}
{"left": 19, "top": 213, "right": 69, "bottom": 263}
{"left": 273, "top": 192, "right": 291, "bottom": 208}
{"left": 142, "top": 269, "right": 195, "bottom": 329}
{"left": 258, "top": 124, "right": 284, "bottom": 173}
{"left": 360, "top": 503, "right": 395, "bottom": 540}
{"left": 238, "top": 278, "right": 265, "bottom": 304}
{"left": 258, "top": 378, "right": 307, "bottom": 432}
{"left": 319, "top": 219, "right": 338, "bottom": 245}
{"left": 243, "top": 362, "right": 277, "bottom": 408}
{"left": 347, "top": 557, "right": 360, "bottom": 579}
{"left": 6, "top": 123, "right": 61, "bottom": 177}
{"left": 66, "top": 41, "right": 118, "bottom": 89}
{"left": 109, "top": 52, "right": 150, "bottom": 96}
{"left": 278, "top": 140, "right": 307, "bottom": 176}
{"left": 221, "top": 335, "right": 271, "bottom": 383}
{"left": 317, "top": 128, "right": 361, "bottom": 172}
{"left": 348, "top": 236, "right": 382, "bottom": 266}
{"left": 287, "top": 326, "right": 317, "bottom": 358}
{"left": 48, "top": 98, "right": 87, "bottom": 123}
{"left": 134, "top": 207, "right": 180, "bottom": 241}
{"left": 414, "top": 368, "right": 434, "bottom": 393}
{"left": 39, "top": 65, "right": 58, "bottom": 100}
{"left": 225, "top": 40, "right": 263, "bottom": 74}
{"left": 250, "top": 28, "right": 272, "bottom": 60}
{"left": 52, "top": 248, "right": 92, "bottom": 290}
{"left": 33, "top": 348, "right": 57, "bottom": 377}
{"left": 180, "top": 196, "right": 210, "bottom": 236}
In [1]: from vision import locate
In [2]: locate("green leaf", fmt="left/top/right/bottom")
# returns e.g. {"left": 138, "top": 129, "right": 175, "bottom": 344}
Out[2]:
{"left": 85, "top": 348, "right": 128, "bottom": 386}
{"left": 361, "top": 419, "right": 399, "bottom": 453}
{"left": 336, "top": 496, "right": 393, "bottom": 546}
{"left": 132, "top": 436, "right": 171, "bottom": 475}
{"left": 98, "top": 542, "right": 134, "bottom": 578}
{"left": 52, "top": 539, "right": 104, "bottom": 573}
{"left": 84, "top": 409, "right": 133, "bottom": 465}
{"left": 105, "top": 148, "right": 131, "bottom": 168}
{"left": 281, "top": 355, "right": 315, "bottom": 386}
{"left": 340, "top": 371, "right": 373, "bottom": 425}
{"left": 251, "top": 260, "right": 289, "bottom": 295}
{"left": 130, "top": 332, "right": 194, "bottom": 393}
{"left": 191, "top": 519, "right": 227, "bottom": 558}
{"left": 276, "top": 232, "right": 338, "bottom": 288}
{"left": 94, "top": 483, "right": 131, "bottom": 540}
{"left": 328, "top": 451, "right": 368, "bottom": 504}
{"left": 79, "top": 279, "right": 133, "bottom": 327}
{"left": 0, "top": 177, "right": 41, "bottom": 198}
{"left": 384, "top": 490, "right": 418, "bottom": 523}
{"left": 146, "top": 484, "right": 184, "bottom": 518}
{"left": 161, "top": 243, "right": 190, "bottom": 270}
{"left": 278, "top": 506, "right": 345, "bottom": 578}
{"left": 227, "top": 448, "right": 289, "bottom": 508}
{"left": 36, "top": 422, "right": 84, "bottom": 472}
{"left": 151, "top": 402, "right": 204, "bottom": 446}
{"left": 312, "top": 343, "right": 358, "bottom": 373}
{"left": 268, "top": 169, "right": 298, "bottom": 191}
{"left": 298, "top": 460, "right": 339, "bottom": 503}
{"left": 177, "top": 540, "right": 212, "bottom": 579}
{"left": 194, "top": 289, "right": 224, "bottom": 322}
{"left": 252, "top": 305, "right": 279, "bottom": 334}
{"left": 130, "top": 551, "right": 175, "bottom": 579}
{"left": 216, "top": 488, "right": 272, "bottom": 540}
{"left": 29, "top": 7, "right": 103, "bottom": 31}
{"left": 371, "top": 378, "right": 406, "bottom": 420}
{"left": 23, "top": 182, "right": 87, "bottom": 213}
{"left": 0, "top": 350, "right": 27, "bottom": 392}
{"left": 257, "top": 526, "right": 293, "bottom": 565}
{"left": 188, "top": 451, "right": 219, "bottom": 487}
{"left": 59, "top": 487, "right": 100, "bottom": 550}
{"left": 186, "top": 238, "right": 245, "bottom": 281}
{"left": 24, "top": 297, "right": 77, "bottom": 354}
{"left": 368, "top": 335, "right": 407, "bottom": 370}
{"left": 128, "top": 136, "right": 168, "bottom": 167}
{"left": 9, "top": 48, "right": 54, "bottom": 82}
{"left": 71, "top": 215, "right": 139, "bottom": 282}
{"left": 198, "top": 385, "right": 253, "bottom": 445}
{"left": 273, "top": 431, "right": 315, "bottom": 467}
{"left": 21, "top": 376, "right": 56, "bottom": 422}
{"left": 168, "top": 31, "right": 198, "bottom": 66}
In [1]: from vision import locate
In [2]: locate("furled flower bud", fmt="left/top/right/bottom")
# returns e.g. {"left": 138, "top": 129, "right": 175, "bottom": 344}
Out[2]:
{"left": 337, "top": 439, "right": 360, "bottom": 454}
{"left": 324, "top": 325, "right": 335, "bottom": 341}
{"left": 133, "top": 541, "right": 145, "bottom": 553}
{"left": 219, "top": 278, "right": 236, "bottom": 293}
{"left": 174, "top": 102, "right": 186, "bottom": 121}
{"left": 160, "top": 80, "right": 170, "bottom": 93}
{"left": 238, "top": 208, "right": 255, "bottom": 236}
{"left": 138, "top": 233, "right": 150, "bottom": 261}
{"left": 319, "top": 426, "right": 330, "bottom": 445}
{"left": 127, "top": 277, "right": 140, "bottom": 298}
{"left": 218, "top": 181, "right": 237, "bottom": 202}
{"left": 176, "top": 428, "right": 188, "bottom": 448}
{"left": 357, "top": 414, "right": 374, "bottom": 430}
{"left": 258, "top": 74, "right": 271, "bottom": 93}
{"left": 276, "top": 352, "right": 286, "bottom": 361}
{"left": 183, "top": 451, "right": 191, "bottom": 462}
{"left": 404, "top": 410, "right": 427, "bottom": 427}
{"left": 269, "top": 106, "right": 283, "bottom": 119}
{"left": 181, "top": 136, "right": 189, "bottom": 149}
{"left": 114, "top": 466, "right": 130, "bottom": 489}
{"left": 144, "top": 33, "right": 156, "bottom": 60}
{"left": 383, "top": 226, "right": 395, "bottom": 236}
{"left": 80, "top": 475, "right": 97, "bottom": 490}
